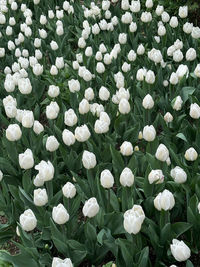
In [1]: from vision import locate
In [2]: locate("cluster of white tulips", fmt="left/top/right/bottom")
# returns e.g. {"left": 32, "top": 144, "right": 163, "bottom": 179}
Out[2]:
{"left": 0, "top": 0, "right": 200, "bottom": 266}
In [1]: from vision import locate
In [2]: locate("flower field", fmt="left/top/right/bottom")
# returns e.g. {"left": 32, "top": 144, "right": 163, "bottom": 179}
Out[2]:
{"left": 0, "top": 0, "right": 200, "bottom": 266}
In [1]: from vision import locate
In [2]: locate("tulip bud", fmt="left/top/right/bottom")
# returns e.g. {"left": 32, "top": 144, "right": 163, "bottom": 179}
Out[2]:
{"left": 189, "top": 103, "right": 200, "bottom": 119}
{"left": 82, "top": 151, "right": 97, "bottom": 169}
{"left": 170, "top": 239, "right": 191, "bottom": 262}
{"left": 46, "top": 136, "right": 59, "bottom": 152}
{"left": 123, "top": 205, "right": 145, "bottom": 234}
{"left": 119, "top": 99, "right": 131, "bottom": 114}
{"left": 68, "top": 79, "right": 80, "bottom": 93}
{"left": 143, "top": 125, "right": 156, "bottom": 142}
{"left": 100, "top": 169, "right": 114, "bottom": 188}
{"left": 20, "top": 209, "right": 37, "bottom": 231}
{"left": 6, "top": 124, "right": 22, "bottom": 141}
{"left": 99, "top": 86, "right": 110, "bottom": 101}
{"left": 33, "top": 121, "right": 44, "bottom": 135}
{"left": 96, "top": 62, "right": 105, "bottom": 74}
{"left": 82, "top": 197, "right": 99, "bottom": 218}
{"left": 142, "top": 94, "right": 154, "bottom": 109}
{"left": 172, "top": 96, "right": 183, "bottom": 111}
{"left": 62, "top": 129, "right": 75, "bottom": 146}
{"left": 46, "top": 101, "right": 60, "bottom": 120}
{"left": 19, "top": 149, "right": 34, "bottom": 169}
{"left": 79, "top": 99, "right": 90, "bottom": 114}
{"left": 164, "top": 112, "right": 173, "bottom": 123}
{"left": 148, "top": 170, "right": 164, "bottom": 184}
{"left": 120, "top": 168, "right": 134, "bottom": 187}
{"left": 52, "top": 204, "right": 69, "bottom": 224}
{"left": 94, "top": 120, "right": 109, "bottom": 134}
{"left": 48, "top": 85, "right": 60, "bottom": 98}
{"left": 179, "top": 6, "right": 188, "bottom": 18}
{"left": 34, "top": 188, "right": 48, "bottom": 206}
{"left": 22, "top": 110, "right": 34, "bottom": 128}
{"left": 75, "top": 125, "right": 91, "bottom": 142}
{"left": 155, "top": 144, "right": 169, "bottom": 162}
{"left": 52, "top": 257, "right": 73, "bottom": 267}
{"left": 170, "top": 166, "right": 187, "bottom": 183}
{"left": 184, "top": 147, "right": 198, "bottom": 161}
{"left": 62, "top": 182, "right": 76, "bottom": 198}
{"left": 85, "top": 88, "right": 94, "bottom": 101}
{"left": 154, "top": 189, "right": 175, "bottom": 211}
{"left": 120, "top": 141, "right": 133, "bottom": 156}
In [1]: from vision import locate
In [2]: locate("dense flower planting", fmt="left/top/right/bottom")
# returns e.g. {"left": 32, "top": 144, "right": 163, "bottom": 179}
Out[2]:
{"left": 0, "top": 0, "right": 200, "bottom": 266}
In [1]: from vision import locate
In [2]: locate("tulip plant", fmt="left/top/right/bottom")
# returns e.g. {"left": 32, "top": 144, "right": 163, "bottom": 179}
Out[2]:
{"left": 0, "top": 0, "right": 200, "bottom": 266}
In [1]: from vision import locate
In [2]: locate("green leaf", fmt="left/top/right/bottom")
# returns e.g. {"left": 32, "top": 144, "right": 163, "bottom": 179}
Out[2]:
{"left": 137, "top": 246, "right": 149, "bottom": 267}
{"left": 0, "top": 157, "right": 17, "bottom": 176}
{"left": 176, "top": 133, "right": 188, "bottom": 142}
{"left": 172, "top": 222, "right": 192, "bottom": 238}
{"left": 181, "top": 87, "right": 196, "bottom": 104}
{"left": 110, "top": 145, "right": 124, "bottom": 174}
{"left": 0, "top": 251, "right": 39, "bottom": 267}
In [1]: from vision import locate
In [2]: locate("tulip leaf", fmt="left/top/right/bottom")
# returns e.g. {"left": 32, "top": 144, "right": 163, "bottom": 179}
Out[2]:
{"left": 176, "top": 133, "right": 188, "bottom": 142}
{"left": 172, "top": 222, "right": 192, "bottom": 238}
{"left": 181, "top": 87, "right": 196, "bottom": 104}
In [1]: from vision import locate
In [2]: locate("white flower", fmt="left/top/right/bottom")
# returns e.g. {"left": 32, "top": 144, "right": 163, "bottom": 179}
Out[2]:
{"left": 52, "top": 204, "right": 69, "bottom": 225}
{"left": 142, "top": 94, "right": 154, "bottom": 109}
{"left": 143, "top": 125, "right": 156, "bottom": 142}
{"left": 123, "top": 205, "right": 145, "bottom": 234}
{"left": 82, "top": 151, "right": 97, "bottom": 169}
{"left": 64, "top": 109, "right": 77, "bottom": 127}
{"left": 137, "top": 44, "right": 145, "bottom": 55}
{"left": 189, "top": 103, "right": 200, "bottom": 119}
{"left": 100, "top": 170, "right": 114, "bottom": 189}
{"left": 46, "top": 136, "right": 59, "bottom": 152}
{"left": 35, "top": 160, "right": 54, "bottom": 182}
{"left": 154, "top": 189, "right": 175, "bottom": 211}
{"left": 62, "top": 182, "right": 76, "bottom": 198}
{"left": 22, "top": 110, "right": 34, "bottom": 128}
{"left": 34, "top": 188, "right": 48, "bottom": 206}
{"left": 141, "top": 12, "right": 152, "bottom": 23}
{"left": 170, "top": 166, "right": 187, "bottom": 184}
{"left": 158, "top": 25, "right": 166, "bottom": 36}
{"left": 194, "top": 64, "right": 200, "bottom": 78}
{"left": 179, "top": 6, "right": 188, "bottom": 18}
{"left": 94, "top": 120, "right": 109, "bottom": 134}
{"left": 176, "top": 64, "right": 189, "bottom": 79}
{"left": 48, "top": 85, "right": 60, "bottom": 98}
{"left": 129, "top": 22, "right": 137, "bottom": 33}
{"left": 33, "top": 121, "right": 44, "bottom": 135}
{"left": 75, "top": 125, "right": 91, "bottom": 142}
{"left": 170, "top": 16, "right": 178, "bottom": 28}
{"left": 184, "top": 147, "right": 198, "bottom": 161}
{"left": 0, "top": 170, "right": 3, "bottom": 182}
{"left": 120, "top": 168, "right": 134, "bottom": 187}
{"left": 155, "top": 144, "right": 169, "bottom": 162}
{"left": 145, "top": 0, "right": 153, "bottom": 8}
{"left": 164, "top": 112, "right": 173, "bottom": 123}
{"left": 20, "top": 209, "right": 37, "bottom": 231}
{"left": 121, "top": 12, "right": 132, "bottom": 24}
{"left": 6, "top": 124, "right": 22, "bottom": 141}
{"left": 145, "top": 70, "right": 155, "bottom": 84}
{"left": 52, "top": 257, "right": 73, "bottom": 267}
{"left": 33, "top": 63, "right": 43, "bottom": 75}
{"left": 161, "top": 11, "right": 170, "bottom": 23}
{"left": 85, "top": 88, "right": 94, "bottom": 101}
{"left": 186, "top": 48, "right": 196, "bottom": 61}
{"left": 121, "top": 0, "right": 129, "bottom": 10}
{"left": 155, "top": 5, "right": 164, "bottom": 16}
{"left": 120, "top": 141, "right": 133, "bottom": 156}
{"left": 19, "top": 149, "right": 34, "bottom": 169}
{"left": 96, "top": 62, "right": 105, "bottom": 73}
{"left": 170, "top": 239, "right": 191, "bottom": 262}
{"left": 130, "top": 1, "right": 141, "bottom": 13}
{"left": 118, "top": 33, "right": 127, "bottom": 44}
{"left": 68, "top": 79, "right": 80, "bottom": 93}
{"left": 119, "top": 99, "right": 131, "bottom": 114}
{"left": 172, "top": 96, "right": 183, "bottom": 111}
{"left": 183, "top": 22, "right": 193, "bottom": 34}
{"left": 82, "top": 197, "right": 99, "bottom": 218}
{"left": 99, "top": 86, "right": 110, "bottom": 101}
{"left": 148, "top": 170, "right": 164, "bottom": 184}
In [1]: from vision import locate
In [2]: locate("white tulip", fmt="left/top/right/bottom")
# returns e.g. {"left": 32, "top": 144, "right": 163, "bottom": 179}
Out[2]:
{"left": 62, "top": 182, "right": 76, "bottom": 198}
{"left": 154, "top": 189, "right": 175, "bottom": 211}
{"left": 52, "top": 204, "right": 69, "bottom": 225}
{"left": 123, "top": 205, "right": 145, "bottom": 234}
{"left": 34, "top": 188, "right": 48, "bottom": 206}
{"left": 20, "top": 209, "right": 37, "bottom": 231}
{"left": 148, "top": 170, "right": 164, "bottom": 184}
{"left": 120, "top": 141, "right": 133, "bottom": 156}
{"left": 100, "top": 169, "right": 114, "bottom": 189}
{"left": 171, "top": 239, "right": 191, "bottom": 262}
{"left": 170, "top": 166, "right": 187, "bottom": 184}
{"left": 82, "top": 197, "right": 99, "bottom": 218}
{"left": 120, "top": 168, "right": 134, "bottom": 187}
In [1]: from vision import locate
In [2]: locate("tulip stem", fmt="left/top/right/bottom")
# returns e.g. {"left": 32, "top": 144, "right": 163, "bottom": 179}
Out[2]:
{"left": 107, "top": 189, "right": 111, "bottom": 212}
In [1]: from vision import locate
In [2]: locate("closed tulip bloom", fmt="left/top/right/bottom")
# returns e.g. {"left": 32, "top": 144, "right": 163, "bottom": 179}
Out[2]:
{"left": 99, "top": 86, "right": 110, "bottom": 101}
{"left": 142, "top": 94, "right": 154, "bottom": 109}
{"left": 119, "top": 98, "right": 131, "bottom": 114}
{"left": 155, "top": 144, "right": 169, "bottom": 162}
{"left": 184, "top": 147, "right": 198, "bottom": 161}
{"left": 170, "top": 239, "right": 191, "bottom": 262}
{"left": 179, "top": 6, "right": 188, "bottom": 18}
{"left": 118, "top": 33, "right": 127, "bottom": 44}
{"left": 170, "top": 166, "right": 187, "bottom": 183}
{"left": 19, "top": 149, "right": 34, "bottom": 169}
{"left": 130, "top": 1, "right": 141, "bottom": 13}
{"left": 33, "top": 174, "right": 44, "bottom": 187}
{"left": 94, "top": 120, "right": 109, "bottom": 134}
{"left": 96, "top": 62, "right": 105, "bottom": 73}
{"left": 170, "top": 16, "right": 178, "bottom": 28}
{"left": 46, "top": 101, "right": 60, "bottom": 120}
{"left": 143, "top": 125, "right": 156, "bottom": 142}
{"left": 62, "top": 129, "right": 75, "bottom": 146}
{"left": 100, "top": 169, "right": 114, "bottom": 188}
{"left": 20, "top": 209, "right": 37, "bottom": 231}
{"left": 170, "top": 72, "right": 178, "bottom": 85}
{"left": 194, "top": 64, "right": 200, "bottom": 78}
{"left": 120, "top": 141, "right": 133, "bottom": 156}
{"left": 6, "top": 124, "right": 22, "bottom": 141}
{"left": 173, "top": 50, "right": 183, "bottom": 62}
{"left": 183, "top": 22, "right": 193, "bottom": 34}
{"left": 68, "top": 79, "right": 80, "bottom": 93}
{"left": 154, "top": 189, "right": 175, "bottom": 211}
{"left": 148, "top": 170, "right": 164, "bottom": 184}
{"left": 99, "top": 112, "right": 111, "bottom": 125}
{"left": 34, "top": 188, "right": 48, "bottom": 206}
{"left": 85, "top": 88, "right": 94, "bottom": 101}
{"left": 164, "top": 112, "right": 173, "bottom": 123}
{"left": 189, "top": 103, "right": 200, "bottom": 119}
{"left": 172, "top": 96, "right": 183, "bottom": 111}
{"left": 186, "top": 48, "right": 196, "bottom": 61}
{"left": 82, "top": 151, "right": 96, "bottom": 169}
{"left": 79, "top": 99, "right": 90, "bottom": 114}
{"left": 62, "top": 182, "right": 76, "bottom": 198}
{"left": 123, "top": 205, "right": 145, "bottom": 234}
{"left": 75, "top": 125, "right": 91, "bottom": 142}
{"left": 35, "top": 160, "right": 54, "bottom": 182}
{"left": 120, "top": 167, "right": 134, "bottom": 187}
{"left": 33, "top": 121, "right": 44, "bottom": 135}
{"left": 52, "top": 257, "right": 73, "bottom": 267}
{"left": 52, "top": 204, "right": 69, "bottom": 224}
{"left": 82, "top": 197, "right": 99, "bottom": 218}
{"left": 48, "top": 85, "right": 60, "bottom": 98}
{"left": 64, "top": 109, "right": 77, "bottom": 127}
{"left": 18, "top": 78, "right": 32, "bottom": 94}
{"left": 192, "top": 27, "right": 200, "bottom": 39}
{"left": 46, "top": 136, "right": 59, "bottom": 152}
{"left": 22, "top": 110, "right": 34, "bottom": 128}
